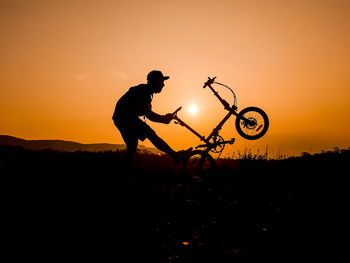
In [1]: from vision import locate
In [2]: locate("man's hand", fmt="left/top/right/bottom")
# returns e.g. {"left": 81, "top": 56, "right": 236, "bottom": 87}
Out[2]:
{"left": 163, "top": 113, "right": 174, "bottom": 124}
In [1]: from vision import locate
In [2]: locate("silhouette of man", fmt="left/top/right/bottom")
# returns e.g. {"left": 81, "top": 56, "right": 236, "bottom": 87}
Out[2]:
{"left": 113, "top": 70, "right": 191, "bottom": 164}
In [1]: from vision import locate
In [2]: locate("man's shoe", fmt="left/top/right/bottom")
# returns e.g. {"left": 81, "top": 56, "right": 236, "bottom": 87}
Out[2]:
{"left": 173, "top": 147, "right": 193, "bottom": 164}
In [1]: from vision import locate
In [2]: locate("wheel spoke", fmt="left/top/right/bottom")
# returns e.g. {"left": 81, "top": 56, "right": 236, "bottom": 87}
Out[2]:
{"left": 236, "top": 107, "right": 269, "bottom": 140}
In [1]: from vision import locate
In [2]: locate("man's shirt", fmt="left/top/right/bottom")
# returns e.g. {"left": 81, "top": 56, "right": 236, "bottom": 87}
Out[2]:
{"left": 112, "top": 84, "right": 152, "bottom": 121}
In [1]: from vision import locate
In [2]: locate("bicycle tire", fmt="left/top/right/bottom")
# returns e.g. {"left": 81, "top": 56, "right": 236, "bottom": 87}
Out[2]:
{"left": 182, "top": 150, "right": 216, "bottom": 179}
{"left": 235, "top": 106, "right": 269, "bottom": 140}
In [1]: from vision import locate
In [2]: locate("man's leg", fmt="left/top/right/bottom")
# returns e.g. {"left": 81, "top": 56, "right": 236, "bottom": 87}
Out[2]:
{"left": 141, "top": 120, "right": 191, "bottom": 163}
{"left": 114, "top": 120, "right": 138, "bottom": 166}
{"left": 147, "top": 130, "right": 177, "bottom": 157}
{"left": 124, "top": 136, "right": 138, "bottom": 167}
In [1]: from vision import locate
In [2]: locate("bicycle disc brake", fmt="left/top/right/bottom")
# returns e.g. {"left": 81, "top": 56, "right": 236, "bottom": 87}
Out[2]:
{"left": 242, "top": 117, "right": 257, "bottom": 130}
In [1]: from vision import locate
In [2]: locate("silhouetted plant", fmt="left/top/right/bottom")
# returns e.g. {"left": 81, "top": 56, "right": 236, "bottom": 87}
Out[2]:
{"left": 301, "top": 152, "right": 311, "bottom": 157}
{"left": 231, "top": 148, "right": 268, "bottom": 160}
{"left": 1, "top": 144, "right": 349, "bottom": 260}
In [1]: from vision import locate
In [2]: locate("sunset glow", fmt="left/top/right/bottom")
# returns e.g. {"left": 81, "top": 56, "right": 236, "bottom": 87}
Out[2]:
{"left": 189, "top": 105, "right": 198, "bottom": 115}
{"left": 1, "top": 0, "right": 349, "bottom": 158}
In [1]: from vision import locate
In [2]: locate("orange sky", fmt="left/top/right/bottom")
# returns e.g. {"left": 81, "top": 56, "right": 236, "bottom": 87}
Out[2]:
{"left": 1, "top": 0, "right": 349, "bottom": 158}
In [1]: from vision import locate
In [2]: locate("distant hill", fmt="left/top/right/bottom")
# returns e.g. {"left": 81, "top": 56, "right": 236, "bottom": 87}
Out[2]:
{"left": 0, "top": 135, "right": 162, "bottom": 154}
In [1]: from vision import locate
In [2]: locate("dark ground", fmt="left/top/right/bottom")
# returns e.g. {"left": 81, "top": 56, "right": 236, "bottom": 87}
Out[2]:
{"left": 2, "top": 145, "right": 350, "bottom": 261}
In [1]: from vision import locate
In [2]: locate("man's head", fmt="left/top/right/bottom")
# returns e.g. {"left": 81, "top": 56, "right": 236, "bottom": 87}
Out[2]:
{"left": 147, "top": 70, "right": 170, "bottom": 94}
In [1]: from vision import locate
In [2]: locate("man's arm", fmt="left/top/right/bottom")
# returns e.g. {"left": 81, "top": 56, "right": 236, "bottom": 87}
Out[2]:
{"left": 146, "top": 110, "right": 169, "bottom": 123}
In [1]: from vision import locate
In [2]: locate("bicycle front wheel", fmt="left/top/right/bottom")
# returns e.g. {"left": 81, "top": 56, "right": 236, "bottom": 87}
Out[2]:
{"left": 182, "top": 150, "right": 215, "bottom": 179}
{"left": 235, "top": 106, "right": 269, "bottom": 140}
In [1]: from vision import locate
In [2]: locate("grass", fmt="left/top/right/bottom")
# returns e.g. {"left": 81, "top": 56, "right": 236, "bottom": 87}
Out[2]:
{"left": 1, "top": 145, "right": 349, "bottom": 261}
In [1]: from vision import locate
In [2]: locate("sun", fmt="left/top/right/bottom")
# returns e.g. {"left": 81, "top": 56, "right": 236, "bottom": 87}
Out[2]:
{"left": 189, "top": 104, "right": 198, "bottom": 115}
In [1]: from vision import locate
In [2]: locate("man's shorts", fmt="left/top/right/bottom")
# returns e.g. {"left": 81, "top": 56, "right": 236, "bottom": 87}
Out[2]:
{"left": 114, "top": 117, "right": 155, "bottom": 143}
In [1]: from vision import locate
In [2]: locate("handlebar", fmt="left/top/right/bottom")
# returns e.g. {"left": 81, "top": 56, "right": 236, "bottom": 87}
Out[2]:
{"left": 203, "top": 76, "right": 216, "bottom": 88}
{"left": 172, "top": 106, "right": 182, "bottom": 116}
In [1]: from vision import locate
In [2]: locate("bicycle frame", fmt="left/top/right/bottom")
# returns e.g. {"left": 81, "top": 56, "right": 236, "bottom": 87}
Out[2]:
{"left": 175, "top": 77, "right": 268, "bottom": 177}
{"left": 173, "top": 79, "right": 241, "bottom": 152}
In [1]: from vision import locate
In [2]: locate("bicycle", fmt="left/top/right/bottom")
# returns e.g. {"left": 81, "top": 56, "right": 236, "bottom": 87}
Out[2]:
{"left": 171, "top": 77, "right": 269, "bottom": 178}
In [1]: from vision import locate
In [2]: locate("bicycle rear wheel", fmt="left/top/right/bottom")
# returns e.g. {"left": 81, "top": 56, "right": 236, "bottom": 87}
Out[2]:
{"left": 235, "top": 106, "right": 269, "bottom": 140}
{"left": 182, "top": 150, "right": 215, "bottom": 179}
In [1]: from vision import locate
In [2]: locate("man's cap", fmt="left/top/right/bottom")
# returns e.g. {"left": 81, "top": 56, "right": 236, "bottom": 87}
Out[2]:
{"left": 147, "top": 70, "right": 170, "bottom": 82}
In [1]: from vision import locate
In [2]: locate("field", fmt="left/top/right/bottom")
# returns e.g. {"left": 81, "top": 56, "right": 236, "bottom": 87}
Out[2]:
{"left": 2, "top": 145, "right": 349, "bottom": 261}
